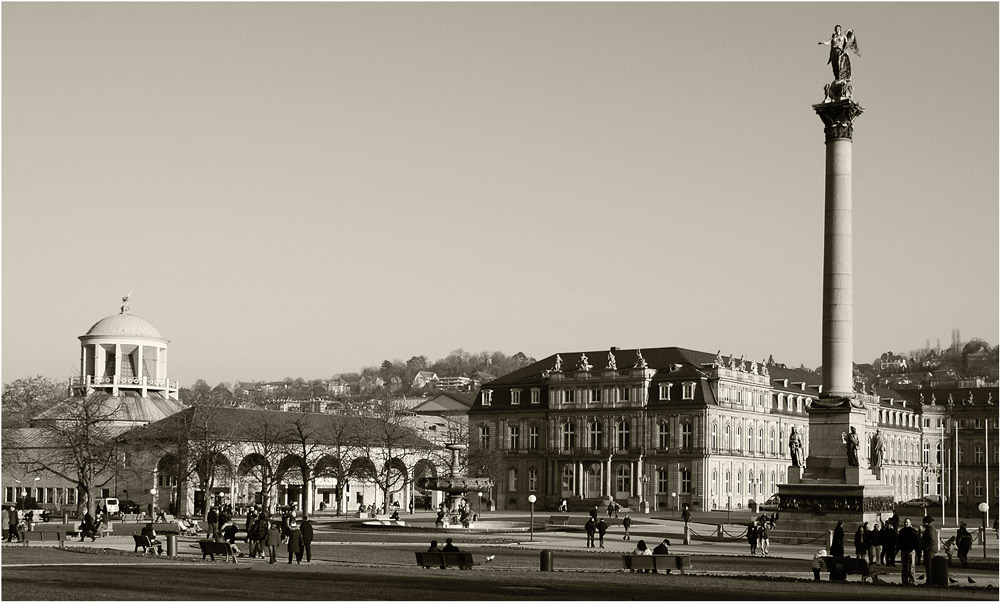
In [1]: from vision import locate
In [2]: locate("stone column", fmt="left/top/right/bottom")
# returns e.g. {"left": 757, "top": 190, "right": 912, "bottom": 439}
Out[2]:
{"left": 814, "top": 99, "right": 865, "bottom": 400}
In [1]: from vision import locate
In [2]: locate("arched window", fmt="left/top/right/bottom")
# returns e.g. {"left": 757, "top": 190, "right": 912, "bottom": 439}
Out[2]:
{"left": 769, "top": 428, "right": 775, "bottom": 454}
{"left": 528, "top": 468, "right": 538, "bottom": 492}
{"left": 758, "top": 428, "right": 764, "bottom": 453}
{"left": 758, "top": 470, "right": 765, "bottom": 495}
{"left": 711, "top": 422, "right": 718, "bottom": 451}
{"left": 724, "top": 424, "right": 731, "bottom": 450}
{"left": 711, "top": 469, "right": 718, "bottom": 496}
{"left": 736, "top": 470, "right": 743, "bottom": 496}
{"left": 770, "top": 470, "right": 776, "bottom": 494}
{"left": 747, "top": 428, "right": 754, "bottom": 453}
{"left": 736, "top": 426, "right": 742, "bottom": 452}
{"left": 725, "top": 470, "right": 731, "bottom": 495}
{"left": 562, "top": 422, "right": 576, "bottom": 449}
{"left": 589, "top": 421, "right": 603, "bottom": 450}
{"left": 617, "top": 420, "right": 631, "bottom": 451}
{"left": 508, "top": 468, "right": 518, "bottom": 492}
{"left": 561, "top": 464, "right": 575, "bottom": 492}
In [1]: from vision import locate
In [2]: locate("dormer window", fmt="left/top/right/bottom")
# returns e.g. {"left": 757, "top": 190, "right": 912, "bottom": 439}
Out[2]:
{"left": 482, "top": 389, "right": 493, "bottom": 406}
{"left": 530, "top": 388, "right": 541, "bottom": 405}
{"left": 682, "top": 382, "right": 696, "bottom": 400}
{"left": 659, "top": 383, "right": 673, "bottom": 400}
{"left": 511, "top": 389, "right": 521, "bottom": 405}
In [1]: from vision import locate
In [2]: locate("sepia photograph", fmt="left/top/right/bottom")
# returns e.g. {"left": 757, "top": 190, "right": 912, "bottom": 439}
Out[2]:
{"left": 2, "top": 2, "right": 997, "bottom": 599}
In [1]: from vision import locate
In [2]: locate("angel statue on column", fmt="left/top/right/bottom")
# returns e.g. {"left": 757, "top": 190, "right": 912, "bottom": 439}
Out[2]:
{"left": 818, "top": 25, "right": 861, "bottom": 82}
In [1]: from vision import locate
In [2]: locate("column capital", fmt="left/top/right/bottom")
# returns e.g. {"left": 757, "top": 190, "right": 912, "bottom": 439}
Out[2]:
{"left": 813, "top": 99, "right": 865, "bottom": 142}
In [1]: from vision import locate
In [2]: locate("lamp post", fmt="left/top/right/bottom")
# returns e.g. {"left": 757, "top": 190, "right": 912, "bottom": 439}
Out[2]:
{"left": 478, "top": 491, "right": 483, "bottom": 516}
{"left": 671, "top": 492, "right": 677, "bottom": 517}
{"left": 978, "top": 502, "right": 989, "bottom": 559}
{"left": 527, "top": 494, "right": 537, "bottom": 542}
{"left": 939, "top": 422, "right": 946, "bottom": 526}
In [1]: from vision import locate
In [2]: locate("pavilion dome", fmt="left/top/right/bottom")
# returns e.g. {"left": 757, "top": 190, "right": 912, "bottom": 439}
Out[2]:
{"left": 84, "top": 313, "right": 165, "bottom": 341}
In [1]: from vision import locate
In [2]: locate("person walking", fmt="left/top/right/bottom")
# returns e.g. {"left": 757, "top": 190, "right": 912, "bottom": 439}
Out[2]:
{"left": 596, "top": 518, "right": 609, "bottom": 548}
{"left": 758, "top": 517, "right": 771, "bottom": 556}
{"left": 881, "top": 523, "right": 897, "bottom": 566}
{"left": 830, "top": 520, "right": 845, "bottom": 557}
{"left": 286, "top": 519, "right": 303, "bottom": 564}
{"left": 265, "top": 521, "right": 282, "bottom": 564}
{"left": 206, "top": 506, "right": 218, "bottom": 540}
{"left": 681, "top": 504, "right": 691, "bottom": 524}
{"left": 300, "top": 515, "right": 314, "bottom": 563}
{"left": 868, "top": 523, "right": 882, "bottom": 565}
{"left": 746, "top": 519, "right": 758, "bottom": 555}
{"left": 250, "top": 512, "right": 269, "bottom": 559}
{"left": 956, "top": 522, "right": 973, "bottom": 568}
{"left": 622, "top": 514, "right": 632, "bottom": 540}
{"left": 919, "top": 515, "right": 939, "bottom": 579}
{"left": 854, "top": 524, "right": 868, "bottom": 559}
{"left": 811, "top": 549, "right": 827, "bottom": 581}
{"left": 5, "top": 506, "right": 19, "bottom": 543}
{"left": 897, "top": 518, "right": 919, "bottom": 585}
{"left": 585, "top": 517, "right": 596, "bottom": 548}
{"left": 589, "top": 505, "right": 599, "bottom": 521}
{"left": 79, "top": 509, "right": 97, "bottom": 542}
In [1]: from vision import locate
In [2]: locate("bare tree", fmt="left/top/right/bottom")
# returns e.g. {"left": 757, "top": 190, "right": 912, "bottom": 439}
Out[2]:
{"left": 242, "top": 412, "right": 293, "bottom": 513}
{"left": 355, "top": 397, "right": 431, "bottom": 513}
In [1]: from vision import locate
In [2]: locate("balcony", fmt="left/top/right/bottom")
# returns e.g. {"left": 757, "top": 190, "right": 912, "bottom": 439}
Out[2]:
{"left": 70, "top": 375, "right": 179, "bottom": 390}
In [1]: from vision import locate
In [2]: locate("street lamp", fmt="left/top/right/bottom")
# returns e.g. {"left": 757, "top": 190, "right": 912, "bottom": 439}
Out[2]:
{"left": 527, "top": 494, "right": 537, "bottom": 542}
{"left": 478, "top": 491, "right": 483, "bottom": 517}
{"left": 978, "top": 502, "right": 989, "bottom": 559}
{"left": 671, "top": 492, "right": 677, "bottom": 516}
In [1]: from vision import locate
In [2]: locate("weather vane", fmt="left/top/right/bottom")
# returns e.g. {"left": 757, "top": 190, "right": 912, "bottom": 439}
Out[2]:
{"left": 818, "top": 24, "right": 861, "bottom": 102}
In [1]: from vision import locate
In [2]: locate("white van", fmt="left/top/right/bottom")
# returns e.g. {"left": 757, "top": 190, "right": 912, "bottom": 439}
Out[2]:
{"left": 95, "top": 497, "right": 120, "bottom": 516}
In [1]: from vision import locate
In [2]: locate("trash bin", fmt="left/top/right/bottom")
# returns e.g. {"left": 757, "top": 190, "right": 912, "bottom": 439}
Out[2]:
{"left": 928, "top": 554, "right": 949, "bottom": 587}
{"left": 166, "top": 534, "right": 177, "bottom": 558}
{"left": 540, "top": 550, "right": 553, "bottom": 571}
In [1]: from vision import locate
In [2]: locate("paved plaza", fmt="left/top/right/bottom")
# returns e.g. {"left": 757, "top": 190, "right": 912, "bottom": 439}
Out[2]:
{"left": 2, "top": 511, "right": 996, "bottom": 600}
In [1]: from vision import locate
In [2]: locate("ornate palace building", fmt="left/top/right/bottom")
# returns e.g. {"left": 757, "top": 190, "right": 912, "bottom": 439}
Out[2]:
{"left": 468, "top": 346, "right": 926, "bottom": 512}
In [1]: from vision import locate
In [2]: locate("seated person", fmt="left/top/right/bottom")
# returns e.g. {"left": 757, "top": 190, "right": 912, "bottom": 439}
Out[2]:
{"left": 442, "top": 538, "right": 460, "bottom": 553}
{"left": 435, "top": 510, "right": 446, "bottom": 527}
{"left": 427, "top": 539, "right": 441, "bottom": 553}
{"left": 632, "top": 540, "right": 652, "bottom": 555}
{"left": 154, "top": 509, "right": 167, "bottom": 523}
{"left": 140, "top": 522, "right": 164, "bottom": 555}
{"left": 651, "top": 539, "right": 672, "bottom": 573}
{"left": 390, "top": 510, "right": 400, "bottom": 521}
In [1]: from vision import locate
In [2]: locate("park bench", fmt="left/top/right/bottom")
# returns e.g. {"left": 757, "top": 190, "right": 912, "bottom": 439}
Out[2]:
{"left": 121, "top": 512, "right": 146, "bottom": 523}
{"left": 821, "top": 556, "right": 883, "bottom": 582}
{"left": 132, "top": 534, "right": 161, "bottom": 555}
{"left": 20, "top": 530, "right": 68, "bottom": 548}
{"left": 622, "top": 555, "right": 691, "bottom": 574}
{"left": 198, "top": 539, "right": 238, "bottom": 563}
{"left": 547, "top": 515, "right": 570, "bottom": 526}
{"left": 414, "top": 551, "right": 477, "bottom": 570}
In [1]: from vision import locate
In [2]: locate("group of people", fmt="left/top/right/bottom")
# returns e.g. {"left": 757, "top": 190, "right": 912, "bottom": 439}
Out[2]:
{"left": 583, "top": 502, "right": 636, "bottom": 547}
{"left": 746, "top": 514, "right": 777, "bottom": 556}
{"left": 243, "top": 503, "right": 314, "bottom": 564}
{"left": 829, "top": 514, "right": 945, "bottom": 585}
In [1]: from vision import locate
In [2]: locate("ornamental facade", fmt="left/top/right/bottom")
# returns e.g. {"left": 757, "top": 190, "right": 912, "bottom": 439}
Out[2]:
{"left": 468, "top": 346, "right": 925, "bottom": 512}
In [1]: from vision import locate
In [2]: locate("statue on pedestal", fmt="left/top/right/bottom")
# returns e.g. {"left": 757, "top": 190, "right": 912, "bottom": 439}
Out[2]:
{"left": 788, "top": 426, "right": 803, "bottom": 467}
{"left": 842, "top": 426, "right": 860, "bottom": 467}
{"left": 869, "top": 429, "right": 884, "bottom": 468}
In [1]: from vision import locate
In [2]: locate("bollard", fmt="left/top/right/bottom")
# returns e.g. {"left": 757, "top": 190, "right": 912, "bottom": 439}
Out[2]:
{"left": 63, "top": 513, "right": 68, "bottom": 525}
{"left": 540, "top": 550, "right": 553, "bottom": 571}
{"left": 716, "top": 524, "right": 724, "bottom": 541}
{"left": 166, "top": 534, "right": 177, "bottom": 558}
{"left": 683, "top": 523, "right": 690, "bottom": 545}
{"left": 928, "top": 554, "right": 949, "bottom": 587}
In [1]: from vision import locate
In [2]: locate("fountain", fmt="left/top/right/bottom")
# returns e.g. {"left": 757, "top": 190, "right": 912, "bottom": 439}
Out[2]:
{"left": 416, "top": 443, "right": 493, "bottom": 527}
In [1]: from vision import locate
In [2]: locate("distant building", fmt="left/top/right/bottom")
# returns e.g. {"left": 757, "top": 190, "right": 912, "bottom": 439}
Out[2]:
{"left": 435, "top": 376, "right": 476, "bottom": 392}
{"left": 412, "top": 371, "right": 439, "bottom": 389}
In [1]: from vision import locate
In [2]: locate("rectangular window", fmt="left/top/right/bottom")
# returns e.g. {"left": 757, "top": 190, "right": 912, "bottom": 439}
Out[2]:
{"left": 530, "top": 389, "right": 541, "bottom": 405}
{"left": 975, "top": 419, "right": 983, "bottom": 429}
{"left": 529, "top": 426, "right": 539, "bottom": 450}
{"left": 619, "top": 386, "right": 630, "bottom": 402}
{"left": 511, "top": 390, "right": 521, "bottom": 405}
{"left": 658, "top": 422, "right": 670, "bottom": 449}
{"left": 681, "top": 423, "right": 692, "bottom": 449}
{"left": 482, "top": 390, "right": 493, "bottom": 406}
{"left": 565, "top": 390, "right": 575, "bottom": 404}
{"left": 682, "top": 382, "right": 695, "bottom": 400}
{"left": 657, "top": 469, "right": 669, "bottom": 494}
{"left": 509, "top": 425, "right": 520, "bottom": 449}
{"left": 659, "top": 384, "right": 671, "bottom": 400}
{"left": 590, "top": 388, "right": 601, "bottom": 403}
{"left": 67, "top": 488, "right": 77, "bottom": 505}
{"left": 4, "top": 487, "right": 12, "bottom": 503}
{"left": 528, "top": 468, "right": 538, "bottom": 492}
{"left": 479, "top": 425, "right": 491, "bottom": 449}
{"left": 681, "top": 468, "right": 691, "bottom": 494}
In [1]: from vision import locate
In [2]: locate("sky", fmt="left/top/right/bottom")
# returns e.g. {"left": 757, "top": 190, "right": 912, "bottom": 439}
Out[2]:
{"left": 2, "top": 2, "right": 997, "bottom": 386}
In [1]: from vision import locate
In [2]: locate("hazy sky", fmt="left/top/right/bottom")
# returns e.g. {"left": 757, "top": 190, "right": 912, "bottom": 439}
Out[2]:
{"left": 3, "top": 2, "right": 997, "bottom": 386}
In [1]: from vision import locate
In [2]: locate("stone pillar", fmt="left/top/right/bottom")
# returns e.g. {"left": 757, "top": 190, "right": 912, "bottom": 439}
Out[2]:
{"left": 814, "top": 99, "right": 865, "bottom": 401}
